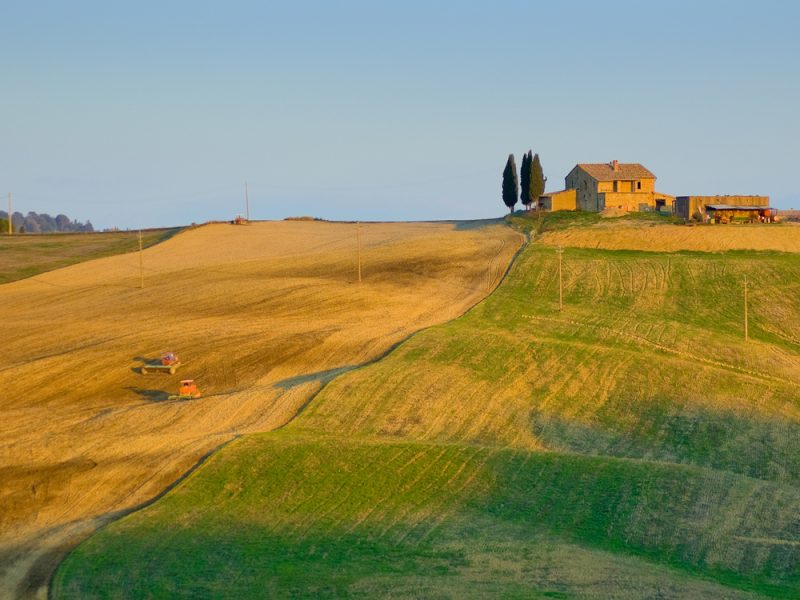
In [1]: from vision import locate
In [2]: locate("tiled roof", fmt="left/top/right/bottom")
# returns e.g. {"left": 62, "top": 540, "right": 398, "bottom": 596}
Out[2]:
{"left": 577, "top": 163, "right": 655, "bottom": 181}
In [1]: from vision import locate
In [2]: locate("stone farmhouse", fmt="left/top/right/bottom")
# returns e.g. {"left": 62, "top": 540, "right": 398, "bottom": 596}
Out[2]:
{"left": 539, "top": 160, "right": 674, "bottom": 213}
{"left": 539, "top": 160, "right": 771, "bottom": 221}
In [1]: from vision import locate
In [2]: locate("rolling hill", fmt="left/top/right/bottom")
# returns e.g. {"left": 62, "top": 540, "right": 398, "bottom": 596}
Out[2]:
{"left": 32, "top": 215, "right": 800, "bottom": 598}
{"left": 0, "top": 219, "right": 520, "bottom": 599}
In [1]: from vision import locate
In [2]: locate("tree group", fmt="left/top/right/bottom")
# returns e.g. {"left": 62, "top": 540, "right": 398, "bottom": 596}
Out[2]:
{"left": 503, "top": 150, "right": 545, "bottom": 213}
{"left": 0, "top": 210, "right": 93, "bottom": 234}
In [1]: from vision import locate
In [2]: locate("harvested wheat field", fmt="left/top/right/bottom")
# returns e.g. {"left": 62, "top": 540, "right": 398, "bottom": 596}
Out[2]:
{"left": 539, "top": 217, "right": 800, "bottom": 253}
{"left": 54, "top": 213, "right": 800, "bottom": 599}
{"left": 0, "top": 229, "right": 180, "bottom": 285}
{"left": 0, "top": 219, "right": 521, "bottom": 599}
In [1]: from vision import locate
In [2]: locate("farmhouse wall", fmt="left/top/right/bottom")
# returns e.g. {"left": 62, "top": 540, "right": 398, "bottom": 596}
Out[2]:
{"left": 540, "top": 189, "right": 577, "bottom": 211}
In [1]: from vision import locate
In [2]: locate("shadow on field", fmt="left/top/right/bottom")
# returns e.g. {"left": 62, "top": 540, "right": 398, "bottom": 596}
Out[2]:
{"left": 126, "top": 387, "right": 170, "bottom": 402}
{"left": 273, "top": 366, "right": 357, "bottom": 390}
{"left": 451, "top": 218, "right": 504, "bottom": 231}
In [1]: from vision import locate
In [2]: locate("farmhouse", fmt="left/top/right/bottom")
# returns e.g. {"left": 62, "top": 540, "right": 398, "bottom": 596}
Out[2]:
{"left": 539, "top": 160, "right": 674, "bottom": 213}
{"left": 674, "top": 195, "right": 772, "bottom": 221}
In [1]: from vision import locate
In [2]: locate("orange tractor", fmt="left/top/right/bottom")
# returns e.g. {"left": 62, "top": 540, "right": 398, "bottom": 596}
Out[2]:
{"left": 169, "top": 379, "right": 202, "bottom": 400}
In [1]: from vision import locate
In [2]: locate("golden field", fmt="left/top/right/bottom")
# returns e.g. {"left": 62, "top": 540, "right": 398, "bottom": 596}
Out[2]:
{"left": 539, "top": 219, "right": 800, "bottom": 253}
{"left": 50, "top": 214, "right": 800, "bottom": 599}
{"left": 0, "top": 220, "right": 521, "bottom": 599}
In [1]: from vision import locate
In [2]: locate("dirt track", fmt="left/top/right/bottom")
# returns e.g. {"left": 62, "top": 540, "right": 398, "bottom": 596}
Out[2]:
{"left": 0, "top": 220, "right": 521, "bottom": 599}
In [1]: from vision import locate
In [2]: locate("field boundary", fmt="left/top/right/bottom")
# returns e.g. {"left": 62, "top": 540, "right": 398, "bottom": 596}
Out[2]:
{"left": 46, "top": 435, "right": 240, "bottom": 600}
{"left": 43, "top": 221, "right": 526, "bottom": 598}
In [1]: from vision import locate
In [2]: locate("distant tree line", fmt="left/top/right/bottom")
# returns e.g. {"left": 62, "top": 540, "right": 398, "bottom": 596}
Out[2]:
{"left": 0, "top": 210, "right": 93, "bottom": 233}
{"left": 502, "top": 150, "right": 545, "bottom": 213}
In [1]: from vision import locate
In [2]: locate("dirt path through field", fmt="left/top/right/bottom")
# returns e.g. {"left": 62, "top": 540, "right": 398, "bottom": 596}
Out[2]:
{"left": 0, "top": 220, "right": 522, "bottom": 599}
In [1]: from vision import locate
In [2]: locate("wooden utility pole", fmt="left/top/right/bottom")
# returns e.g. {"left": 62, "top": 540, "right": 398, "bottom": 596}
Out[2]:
{"left": 7, "top": 192, "right": 12, "bottom": 235}
{"left": 744, "top": 275, "right": 749, "bottom": 341}
{"left": 356, "top": 222, "right": 362, "bottom": 283}
{"left": 138, "top": 230, "right": 144, "bottom": 289}
{"left": 557, "top": 245, "right": 564, "bottom": 311}
{"left": 244, "top": 181, "right": 250, "bottom": 221}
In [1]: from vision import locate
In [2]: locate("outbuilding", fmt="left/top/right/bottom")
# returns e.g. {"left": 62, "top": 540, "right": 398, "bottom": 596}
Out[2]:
{"left": 674, "top": 195, "right": 770, "bottom": 221}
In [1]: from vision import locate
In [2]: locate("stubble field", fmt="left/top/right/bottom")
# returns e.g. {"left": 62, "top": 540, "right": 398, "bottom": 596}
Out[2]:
{"left": 52, "top": 214, "right": 800, "bottom": 599}
{"left": 539, "top": 216, "right": 800, "bottom": 252}
{"left": 0, "top": 228, "right": 180, "bottom": 284}
{"left": 0, "top": 219, "right": 521, "bottom": 599}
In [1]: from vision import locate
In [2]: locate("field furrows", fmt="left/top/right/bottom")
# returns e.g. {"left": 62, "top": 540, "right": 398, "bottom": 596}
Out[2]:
{"left": 24, "top": 215, "right": 800, "bottom": 598}
{"left": 539, "top": 220, "right": 800, "bottom": 253}
{"left": 292, "top": 241, "right": 800, "bottom": 487}
{"left": 53, "top": 438, "right": 800, "bottom": 598}
{"left": 1, "top": 220, "right": 521, "bottom": 599}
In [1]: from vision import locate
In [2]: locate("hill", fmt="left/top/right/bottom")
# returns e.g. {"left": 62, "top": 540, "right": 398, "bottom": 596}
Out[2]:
{"left": 51, "top": 214, "right": 800, "bottom": 599}
{"left": 0, "top": 228, "right": 180, "bottom": 284}
{"left": 0, "top": 219, "right": 521, "bottom": 598}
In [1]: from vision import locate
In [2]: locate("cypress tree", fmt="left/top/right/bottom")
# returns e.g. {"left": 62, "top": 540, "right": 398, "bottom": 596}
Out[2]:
{"left": 502, "top": 154, "right": 519, "bottom": 214}
{"left": 520, "top": 150, "right": 532, "bottom": 210}
{"left": 531, "top": 153, "right": 546, "bottom": 208}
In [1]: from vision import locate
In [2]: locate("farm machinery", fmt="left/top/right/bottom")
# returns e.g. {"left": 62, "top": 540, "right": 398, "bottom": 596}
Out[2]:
{"left": 169, "top": 379, "right": 202, "bottom": 400}
{"left": 137, "top": 351, "right": 202, "bottom": 400}
{"left": 141, "top": 352, "right": 181, "bottom": 375}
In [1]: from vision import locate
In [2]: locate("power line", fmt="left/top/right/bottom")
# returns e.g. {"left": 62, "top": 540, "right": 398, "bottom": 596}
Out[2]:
{"left": 138, "top": 230, "right": 144, "bottom": 289}
{"left": 356, "top": 222, "right": 362, "bottom": 283}
{"left": 245, "top": 181, "right": 250, "bottom": 221}
{"left": 556, "top": 245, "right": 564, "bottom": 311}
{"left": 744, "top": 275, "right": 749, "bottom": 342}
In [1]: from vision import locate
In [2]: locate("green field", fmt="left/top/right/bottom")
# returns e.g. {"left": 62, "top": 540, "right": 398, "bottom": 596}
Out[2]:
{"left": 52, "top": 214, "right": 800, "bottom": 598}
{"left": 0, "top": 228, "right": 181, "bottom": 283}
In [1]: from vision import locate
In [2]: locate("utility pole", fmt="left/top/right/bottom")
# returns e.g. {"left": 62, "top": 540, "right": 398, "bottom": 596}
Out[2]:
{"left": 244, "top": 181, "right": 250, "bottom": 221}
{"left": 356, "top": 222, "right": 362, "bottom": 283}
{"left": 7, "top": 192, "right": 12, "bottom": 235}
{"left": 744, "top": 275, "right": 749, "bottom": 342}
{"left": 557, "top": 245, "right": 564, "bottom": 311}
{"left": 138, "top": 230, "right": 144, "bottom": 289}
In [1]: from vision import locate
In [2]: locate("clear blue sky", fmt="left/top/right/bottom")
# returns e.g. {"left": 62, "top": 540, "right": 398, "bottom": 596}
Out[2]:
{"left": 2, "top": 0, "right": 799, "bottom": 229}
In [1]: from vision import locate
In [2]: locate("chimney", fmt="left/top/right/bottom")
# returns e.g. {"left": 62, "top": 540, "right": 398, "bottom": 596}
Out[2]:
{"left": 611, "top": 159, "right": 619, "bottom": 172}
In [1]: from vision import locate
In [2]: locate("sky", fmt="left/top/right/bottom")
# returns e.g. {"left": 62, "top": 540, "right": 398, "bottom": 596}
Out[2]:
{"left": 1, "top": 0, "right": 799, "bottom": 229}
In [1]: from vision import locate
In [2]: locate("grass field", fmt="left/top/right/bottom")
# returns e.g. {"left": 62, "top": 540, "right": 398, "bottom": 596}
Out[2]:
{"left": 48, "top": 213, "right": 800, "bottom": 598}
{"left": 54, "top": 436, "right": 782, "bottom": 599}
{"left": 0, "top": 219, "right": 520, "bottom": 599}
{"left": 0, "top": 228, "right": 181, "bottom": 284}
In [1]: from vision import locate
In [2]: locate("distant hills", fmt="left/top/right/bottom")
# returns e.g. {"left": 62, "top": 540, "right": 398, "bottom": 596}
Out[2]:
{"left": 0, "top": 210, "right": 93, "bottom": 233}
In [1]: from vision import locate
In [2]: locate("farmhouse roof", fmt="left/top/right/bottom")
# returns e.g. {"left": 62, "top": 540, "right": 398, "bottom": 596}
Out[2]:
{"left": 577, "top": 163, "right": 656, "bottom": 181}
